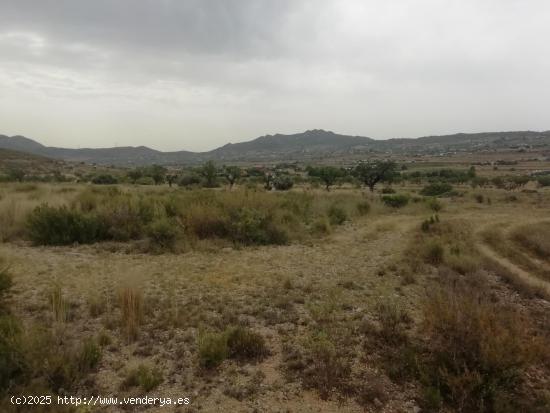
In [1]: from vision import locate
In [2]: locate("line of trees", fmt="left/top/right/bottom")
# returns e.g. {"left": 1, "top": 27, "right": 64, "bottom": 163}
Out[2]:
{"left": 4, "top": 158, "right": 545, "bottom": 192}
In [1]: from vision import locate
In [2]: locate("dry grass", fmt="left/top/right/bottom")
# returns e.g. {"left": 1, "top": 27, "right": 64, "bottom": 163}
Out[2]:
{"left": 511, "top": 221, "right": 550, "bottom": 261}
{"left": 118, "top": 286, "right": 143, "bottom": 341}
{"left": 483, "top": 256, "right": 550, "bottom": 300}
{"left": 1, "top": 180, "right": 550, "bottom": 412}
{"left": 49, "top": 282, "right": 69, "bottom": 323}
{"left": 482, "top": 227, "right": 550, "bottom": 282}
{"left": 420, "top": 279, "right": 545, "bottom": 412}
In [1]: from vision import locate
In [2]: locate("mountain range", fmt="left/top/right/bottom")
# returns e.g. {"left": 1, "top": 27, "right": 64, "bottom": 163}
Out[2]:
{"left": 1, "top": 129, "right": 549, "bottom": 166}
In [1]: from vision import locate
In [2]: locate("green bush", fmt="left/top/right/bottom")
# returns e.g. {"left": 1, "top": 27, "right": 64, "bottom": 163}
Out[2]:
{"left": 178, "top": 174, "right": 202, "bottom": 188}
{"left": 327, "top": 205, "right": 347, "bottom": 225}
{"left": 198, "top": 327, "right": 268, "bottom": 368}
{"left": 122, "top": 364, "right": 163, "bottom": 392}
{"left": 423, "top": 241, "right": 444, "bottom": 265}
{"left": 381, "top": 187, "right": 396, "bottom": 194}
{"left": 27, "top": 205, "right": 107, "bottom": 245}
{"left": 76, "top": 338, "right": 102, "bottom": 372}
{"left": 147, "top": 218, "right": 179, "bottom": 251}
{"left": 272, "top": 176, "right": 294, "bottom": 191}
{"left": 91, "top": 174, "right": 118, "bottom": 185}
{"left": 228, "top": 208, "right": 288, "bottom": 245}
{"left": 100, "top": 196, "right": 155, "bottom": 241}
{"left": 135, "top": 176, "right": 155, "bottom": 185}
{"left": 198, "top": 331, "right": 228, "bottom": 369}
{"left": 382, "top": 194, "right": 409, "bottom": 208}
{"left": 426, "top": 197, "right": 443, "bottom": 212}
{"left": 226, "top": 327, "right": 268, "bottom": 361}
{"left": 420, "top": 183, "right": 453, "bottom": 197}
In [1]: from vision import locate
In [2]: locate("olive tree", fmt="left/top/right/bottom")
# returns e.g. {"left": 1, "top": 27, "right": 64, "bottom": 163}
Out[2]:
{"left": 223, "top": 166, "right": 241, "bottom": 190}
{"left": 354, "top": 160, "right": 397, "bottom": 192}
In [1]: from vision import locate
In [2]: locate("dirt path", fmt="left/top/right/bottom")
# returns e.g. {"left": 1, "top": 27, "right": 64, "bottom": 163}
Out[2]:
{"left": 476, "top": 219, "right": 550, "bottom": 298}
{"left": 477, "top": 242, "right": 550, "bottom": 297}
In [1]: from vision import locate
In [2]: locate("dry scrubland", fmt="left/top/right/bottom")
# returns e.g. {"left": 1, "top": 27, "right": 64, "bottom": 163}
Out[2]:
{"left": 1, "top": 180, "right": 550, "bottom": 413}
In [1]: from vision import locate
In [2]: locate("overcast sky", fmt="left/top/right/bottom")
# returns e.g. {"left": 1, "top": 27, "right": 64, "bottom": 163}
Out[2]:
{"left": 0, "top": 0, "right": 549, "bottom": 151}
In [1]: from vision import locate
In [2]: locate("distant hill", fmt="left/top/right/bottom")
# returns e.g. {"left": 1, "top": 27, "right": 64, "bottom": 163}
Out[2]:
{"left": 1, "top": 129, "right": 549, "bottom": 166}
{"left": 0, "top": 135, "right": 47, "bottom": 153}
{"left": 0, "top": 147, "right": 62, "bottom": 175}
{"left": 209, "top": 129, "right": 374, "bottom": 160}
{"left": 0, "top": 147, "right": 49, "bottom": 162}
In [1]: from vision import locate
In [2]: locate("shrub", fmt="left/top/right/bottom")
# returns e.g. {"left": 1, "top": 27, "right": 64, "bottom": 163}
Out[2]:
{"left": 380, "top": 187, "right": 395, "bottom": 194}
{"left": 536, "top": 175, "right": 550, "bottom": 187}
{"left": 272, "top": 176, "right": 294, "bottom": 191}
{"left": 426, "top": 197, "right": 443, "bottom": 212}
{"left": 198, "top": 331, "right": 228, "bottom": 369}
{"left": 162, "top": 196, "right": 181, "bottom": 217}
{"left": 178, "top": 174, "right": 202, "bottom": 188}
{"left": 420, "top": 182, "right": 453, "bottom": 197}
{"left": 135, "top": 176, "right": 155, "bottom": 185}
{"left": 422, "top": 283, "right": 541, "bottom": 412}
{"left": 423, "top": 241, "right": 444, "bottom": 265}
{"left": 298, "top": 332, "right": 352, "bottom": 399}
{"left": 27, "top": 205, "right": 107, "bottom": 245}
{"left": 122, "top": 364, "right": 163, "bottom": 392}
{"left": 98, "top": 195, "right": 155, "bottom": 241}
{"left": 184, "top": 204, "right": 229, "bottom": 239}
{"left": 228, "top": 208, "right": 288, "bottom": 245}
{"left": 92, "top": 174, "right": 118, "bottom": 185}
{"left": 147, "top": 218, "right": 179, "bottom": 251}
{"left": 198, "top": 326, "right": 268, "bottom": 368}
{"left": 382, "top": 194, "right": 409, "bottom": 208}
{"left": 311, "top": 217, "right": 331, "bottom": 235}
{"left": 327, "top": 205, "right": 347, "bottom": 225}
{"left": 356, "top": 201, "right": 371, "bottom": 216}
{"left": 226, "top": 327, "right": 268, "bottom": 361}
{"left": 474, "top": 193, "right": 484, "bottom": 203}
{"left": 0, "top": 315, "right": 24, "bottom": 392}
{"left": 375, "top": 300, "right": 409, "bottom": 344}
{"left": 76, "top": 338, "right": 101, "bottom": 372}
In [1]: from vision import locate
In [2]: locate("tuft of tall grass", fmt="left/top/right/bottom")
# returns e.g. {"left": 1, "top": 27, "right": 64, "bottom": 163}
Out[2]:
{"left": 198, "top": 326, "right": 268, "bottom": 368}
{"left": 49, "top": 283, "right": 69, "bottom": 323}
{"left": 118, "top": 286, "right": 143, "bottom": 342}
{"left": 121, "top": 364, "right": 163, "bottom": 392}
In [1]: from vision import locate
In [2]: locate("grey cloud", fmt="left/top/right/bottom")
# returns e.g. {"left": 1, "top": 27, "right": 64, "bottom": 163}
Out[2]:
{"left": 0, "top": 0, "right": 297, "bottom": 58}
{"left": 0, "top": 0, "right": 549, "bottom": 151}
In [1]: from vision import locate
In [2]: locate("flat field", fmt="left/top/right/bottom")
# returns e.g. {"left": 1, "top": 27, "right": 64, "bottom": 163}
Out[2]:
{"left": 1, "top": 179, "right": 549, "bottom": 412}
